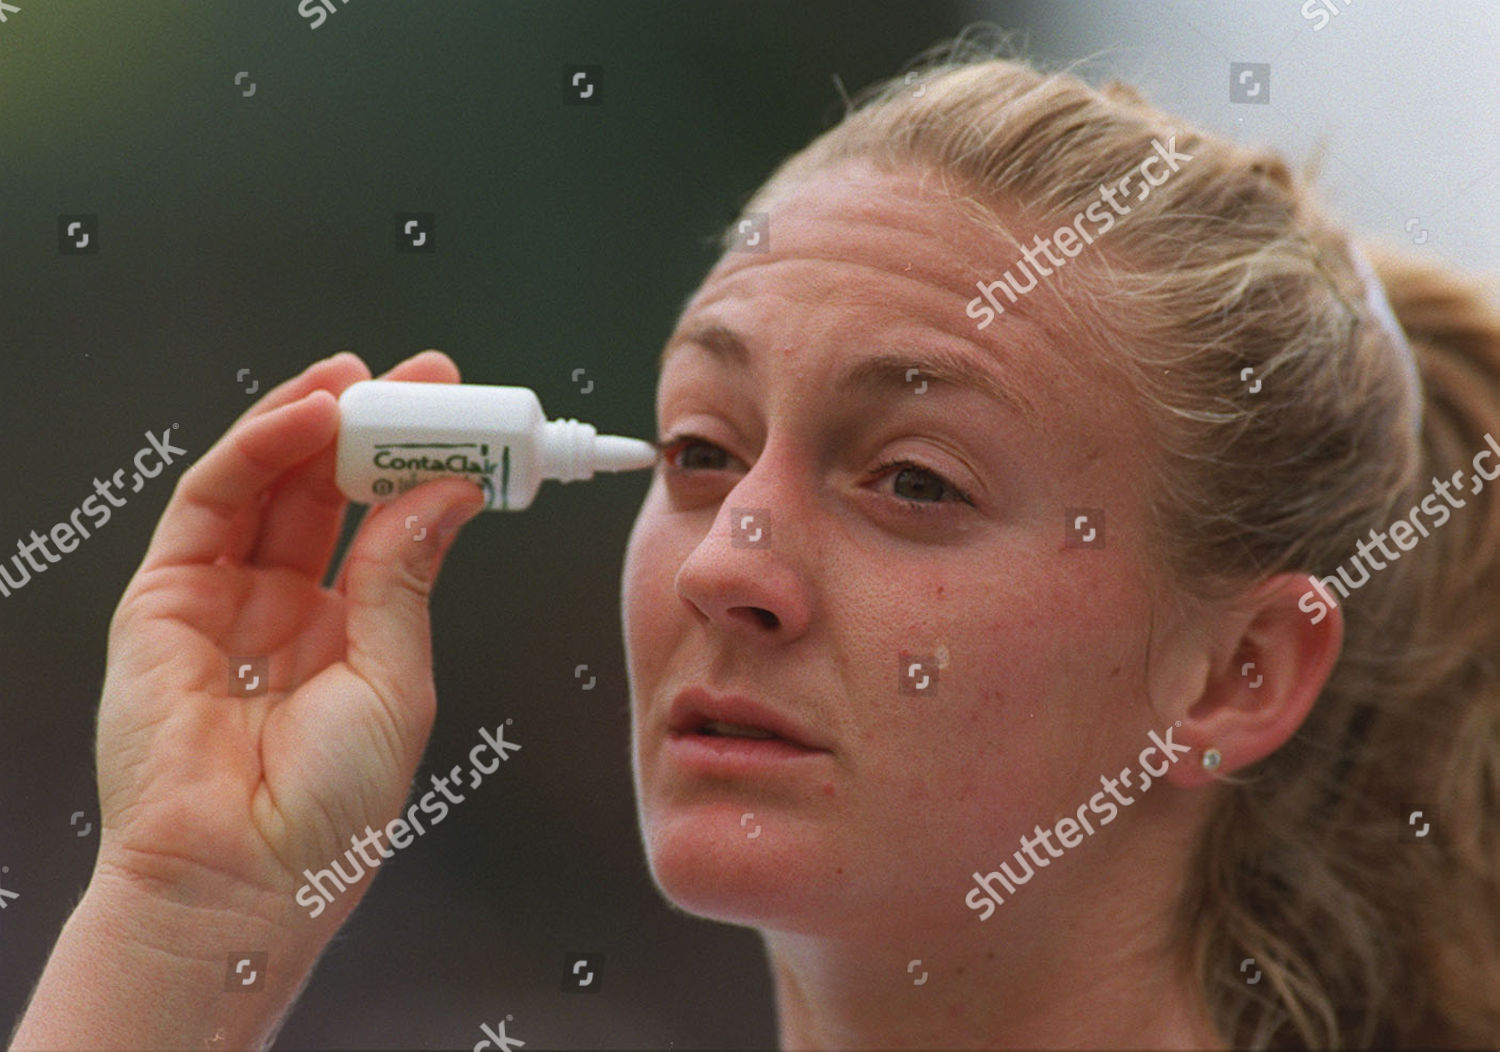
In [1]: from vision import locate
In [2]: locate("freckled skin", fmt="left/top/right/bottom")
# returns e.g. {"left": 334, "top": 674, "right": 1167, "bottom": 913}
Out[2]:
{"left": 617, "top": 158, "right": 1216, "bottom": 1047}
{"left": 623, "top": 157, "right": 1159, "bottom": 925}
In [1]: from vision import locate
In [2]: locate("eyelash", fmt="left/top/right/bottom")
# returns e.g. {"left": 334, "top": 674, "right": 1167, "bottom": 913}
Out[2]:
{"left": 654, "top": 432, "right": 976, "bottom": 511}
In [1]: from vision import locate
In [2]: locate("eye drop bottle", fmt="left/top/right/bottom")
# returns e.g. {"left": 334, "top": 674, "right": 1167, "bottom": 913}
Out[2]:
{"left": 336, "top": 380, "right": 659, "bottom": 511}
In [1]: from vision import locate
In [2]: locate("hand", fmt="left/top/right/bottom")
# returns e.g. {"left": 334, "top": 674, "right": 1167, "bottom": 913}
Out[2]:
{"left": 93, "top": 350, "right": 484, "bottom": 931}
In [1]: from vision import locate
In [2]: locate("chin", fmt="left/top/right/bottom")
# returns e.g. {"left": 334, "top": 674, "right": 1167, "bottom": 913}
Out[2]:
{"left": 640, "top": 808, "right": 852, "bottom": 931}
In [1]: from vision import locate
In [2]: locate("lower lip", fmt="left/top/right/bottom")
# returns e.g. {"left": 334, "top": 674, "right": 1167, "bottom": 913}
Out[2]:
{"left": 666, "top": 731, "right": 831, "bottom": 775}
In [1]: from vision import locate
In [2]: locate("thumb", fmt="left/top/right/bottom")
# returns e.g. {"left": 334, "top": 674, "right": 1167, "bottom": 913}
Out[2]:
{"left": 342, "top": 478, "right": 484, "bottom": 696}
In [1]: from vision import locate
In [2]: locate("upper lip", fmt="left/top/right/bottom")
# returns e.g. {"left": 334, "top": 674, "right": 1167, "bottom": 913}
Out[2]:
{"left": 668, "top": 686, "right": 832, "bottom": 752}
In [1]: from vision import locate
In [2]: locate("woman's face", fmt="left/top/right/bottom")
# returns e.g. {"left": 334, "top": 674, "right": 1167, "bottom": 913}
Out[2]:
{"left": 621, "top": 158, "right": 1172, "bottom": 940}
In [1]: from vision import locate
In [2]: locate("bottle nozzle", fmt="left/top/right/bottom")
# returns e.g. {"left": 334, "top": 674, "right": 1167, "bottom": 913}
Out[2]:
{"left": 592, "top": 434, "right": 660, "bottom": 473}
{"left": 541, "top": 419, "right": 659, "bottom": 482}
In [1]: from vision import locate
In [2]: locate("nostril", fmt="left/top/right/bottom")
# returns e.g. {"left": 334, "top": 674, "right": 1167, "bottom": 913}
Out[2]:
{"left": 751, "top": 607, "right": 779, "bottom": 629}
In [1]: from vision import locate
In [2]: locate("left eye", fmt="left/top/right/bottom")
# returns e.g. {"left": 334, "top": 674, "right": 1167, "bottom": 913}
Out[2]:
{"left": 870, "top": 458, "right": 975, "bottom": 508}
{"left": 656, "top": 434, "right": 975, "bottom": 510}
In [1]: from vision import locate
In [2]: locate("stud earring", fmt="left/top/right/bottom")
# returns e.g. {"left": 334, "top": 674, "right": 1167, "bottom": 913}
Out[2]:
{"left": 1201, "top": 747, "right": 1222, "bottom": 772}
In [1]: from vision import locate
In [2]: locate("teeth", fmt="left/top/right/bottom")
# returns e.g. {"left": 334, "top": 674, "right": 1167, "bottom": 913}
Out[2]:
{"left": 700, "top": 719, "right": 777, "bottom": 739}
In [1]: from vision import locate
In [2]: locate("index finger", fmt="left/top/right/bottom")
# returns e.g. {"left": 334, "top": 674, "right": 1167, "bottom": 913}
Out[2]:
{"left": 137, "top": 389, "right": 341, "bottom": 573}
{"left": 230, "top": 352, "right": 371, "bottom": 430}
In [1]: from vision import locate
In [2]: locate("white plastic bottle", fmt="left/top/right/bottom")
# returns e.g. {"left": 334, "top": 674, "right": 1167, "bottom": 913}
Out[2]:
{"left": 336, "top": 380, "right": 659, "bottom": 511}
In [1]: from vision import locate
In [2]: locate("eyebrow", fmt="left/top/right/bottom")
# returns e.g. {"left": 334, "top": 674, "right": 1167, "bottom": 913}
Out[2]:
{"left": 658, "top": 324, "right": 1035, "bottom": 422}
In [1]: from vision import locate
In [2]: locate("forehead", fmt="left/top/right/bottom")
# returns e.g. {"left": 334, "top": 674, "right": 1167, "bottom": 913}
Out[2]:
{"left": 691, "top": 159, "right": 1001, "bottom": 312}
{"left": 662, "top": 159, "right": 1097, "bottom": 418}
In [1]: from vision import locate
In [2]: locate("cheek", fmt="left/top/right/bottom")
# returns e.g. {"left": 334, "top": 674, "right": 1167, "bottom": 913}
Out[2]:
{"left": 621, "top": 489, "right": 688, "bottom": 683}
{"left": 856, "top": 554, "right": 1147, "bottom": 824}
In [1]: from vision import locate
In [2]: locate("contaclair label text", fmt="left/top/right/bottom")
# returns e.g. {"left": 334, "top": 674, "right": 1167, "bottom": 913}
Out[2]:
{"left": 372, "top": 447, "right": 497, "bottom": 476}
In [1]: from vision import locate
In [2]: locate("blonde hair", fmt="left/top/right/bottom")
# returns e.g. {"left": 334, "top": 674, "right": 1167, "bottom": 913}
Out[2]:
{"left": 726, "top": 28, "right": 1500, "bottom": 1048}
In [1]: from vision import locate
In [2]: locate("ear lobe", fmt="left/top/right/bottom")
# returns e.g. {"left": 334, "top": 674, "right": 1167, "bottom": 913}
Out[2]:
{"left": 1167, "top": 573, "right": 1345, "bottom": 788}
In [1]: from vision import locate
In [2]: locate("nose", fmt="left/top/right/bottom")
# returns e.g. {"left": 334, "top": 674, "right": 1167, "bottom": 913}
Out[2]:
{"left": 672, "top": 448, "right": 813, "bottom": 639}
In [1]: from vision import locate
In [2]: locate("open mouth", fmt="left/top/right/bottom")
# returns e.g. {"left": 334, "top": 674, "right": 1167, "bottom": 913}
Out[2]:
{"left": 664, "top": 700, "right": 833, "bottom": 773}
{"left": 673, "top": 718, "right": 827, "bottom": 758}
{"left": 695, "top": 719, "right": 782, "bottom": 740}
{"left": 666, "top": 687, "right": 832, "bottom": 755}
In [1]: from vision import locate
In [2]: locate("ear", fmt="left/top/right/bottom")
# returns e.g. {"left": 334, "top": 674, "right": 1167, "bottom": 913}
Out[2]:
{"left": 1165, "top": 573, "right": 1345, "bottom": 788}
